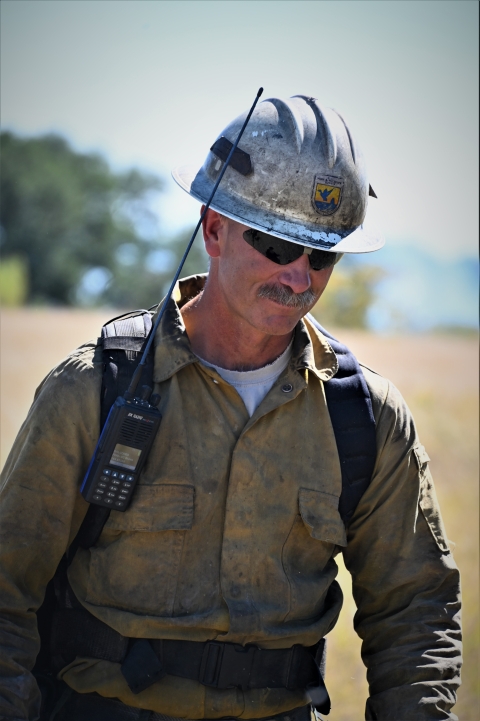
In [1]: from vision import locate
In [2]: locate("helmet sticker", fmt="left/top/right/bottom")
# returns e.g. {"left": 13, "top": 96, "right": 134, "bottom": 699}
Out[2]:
{"left": 312, "top": 175, "right": 343, "bottom": 216}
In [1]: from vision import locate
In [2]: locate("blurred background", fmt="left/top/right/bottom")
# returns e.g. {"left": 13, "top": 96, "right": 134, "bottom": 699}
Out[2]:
{"left": 1, "top": 1, "right": 478, "bottom": 718}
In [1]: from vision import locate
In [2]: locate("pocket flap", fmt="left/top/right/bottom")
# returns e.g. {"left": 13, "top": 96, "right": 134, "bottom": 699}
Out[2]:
{"left": 105, "top": 484, "right": 195, "bottom": 532}
{"left": 414, "top": 444, "right": 431, "bottom": 467}
{"left": 299, "top": 487, "right": 347, "bottom": 546}
{"left": 413, "top": 448, "right": 449, "bottom": 553}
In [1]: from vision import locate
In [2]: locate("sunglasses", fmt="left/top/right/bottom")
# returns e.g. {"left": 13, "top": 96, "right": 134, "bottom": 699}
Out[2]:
{"left": 243, "top": 228, "right": 338, "bottom": 270}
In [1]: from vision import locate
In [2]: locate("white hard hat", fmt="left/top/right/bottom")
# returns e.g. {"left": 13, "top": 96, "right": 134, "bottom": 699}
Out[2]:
{"left": 173, "top": 95, "right": 383, "bottom": 254}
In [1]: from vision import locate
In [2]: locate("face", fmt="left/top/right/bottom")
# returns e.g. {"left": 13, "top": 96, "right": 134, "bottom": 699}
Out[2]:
{"left": 203, "top": 210, "right": 335, "bottom": 337}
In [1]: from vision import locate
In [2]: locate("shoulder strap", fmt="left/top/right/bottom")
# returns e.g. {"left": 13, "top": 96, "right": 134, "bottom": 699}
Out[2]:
{"left": 69, "top": 310, "right": 155, "bottom": 556}
{"left": 306, "top": 314, "right": 377, "bottom": 525}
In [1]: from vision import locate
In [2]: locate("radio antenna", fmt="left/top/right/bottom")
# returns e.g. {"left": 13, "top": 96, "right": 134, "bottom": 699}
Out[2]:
{"left": 125, "top": 87, "right": 263, "bottom": 398}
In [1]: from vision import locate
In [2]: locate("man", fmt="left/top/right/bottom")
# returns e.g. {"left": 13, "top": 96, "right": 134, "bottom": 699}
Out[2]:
{"left": 0, "top": 95, "right": 462, "bottom": 720}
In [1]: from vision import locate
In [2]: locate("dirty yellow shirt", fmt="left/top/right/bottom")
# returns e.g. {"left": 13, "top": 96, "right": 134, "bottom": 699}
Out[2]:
{"left": 0, "top": 282, "right": 461, "bottom": 720}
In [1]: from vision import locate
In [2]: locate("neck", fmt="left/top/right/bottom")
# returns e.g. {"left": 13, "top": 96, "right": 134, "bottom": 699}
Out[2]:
{"left": 180, "top": 280, "right": 293, "bottom": 372}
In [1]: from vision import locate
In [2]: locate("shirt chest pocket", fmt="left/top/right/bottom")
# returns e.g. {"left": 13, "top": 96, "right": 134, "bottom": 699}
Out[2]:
{"left": 282, "top": 487, "right": 347, "bottom": 622}
{"left": 104, "top": 484, "right": 195, "bottom": 532}
{"left": 298, "top": 487, "right": 347, "bottom": 546}
{"left": 85, "top": 484, "right": 194, "bottom": 616}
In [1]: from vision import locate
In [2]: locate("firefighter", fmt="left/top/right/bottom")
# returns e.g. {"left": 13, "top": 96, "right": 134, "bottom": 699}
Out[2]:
{"left": 0, "top": 95, "right": 462, "bottom": 721}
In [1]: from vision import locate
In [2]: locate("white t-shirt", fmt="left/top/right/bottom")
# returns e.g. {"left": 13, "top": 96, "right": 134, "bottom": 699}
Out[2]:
{"left": 198, "top": 342, "right": 293, "bottom": 417}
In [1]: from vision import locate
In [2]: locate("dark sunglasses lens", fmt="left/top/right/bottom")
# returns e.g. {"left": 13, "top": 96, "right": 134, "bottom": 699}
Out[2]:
{"left": 243, "top": 229, "right": 337, "bottom": 269}
{"left": 243, "top": 229, "right": 303, "bottom": 265}
{"left": 309, "top": 249, "right": 337, "bottom": 271}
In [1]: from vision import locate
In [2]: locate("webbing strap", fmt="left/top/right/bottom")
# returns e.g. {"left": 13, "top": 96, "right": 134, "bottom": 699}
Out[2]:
{"left": 102, "top": 337, "right": 148, "bottom": 351}
{"left": 101, "top": 310, "right": 152, "bottom": 338}
{"left": 100, "top": 311, "right": 154, "bottom": 427}
{"left": 306, "top": 314, "right": 377, "bottom": 524}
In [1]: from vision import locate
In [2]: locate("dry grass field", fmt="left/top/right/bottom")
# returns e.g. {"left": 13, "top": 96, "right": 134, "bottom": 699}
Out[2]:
{"left": 1, "top": 309, "right": 478, "bottom": 720}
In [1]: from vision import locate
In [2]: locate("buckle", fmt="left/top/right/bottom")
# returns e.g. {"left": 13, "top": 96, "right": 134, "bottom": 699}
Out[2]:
{"left": 200, "top": 641, "right": 257, "bottom": 691}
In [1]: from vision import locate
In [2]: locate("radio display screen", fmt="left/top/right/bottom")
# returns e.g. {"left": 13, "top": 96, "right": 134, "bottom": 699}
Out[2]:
{"left": 110, "top": 444, "right": 142, "bottom": 470}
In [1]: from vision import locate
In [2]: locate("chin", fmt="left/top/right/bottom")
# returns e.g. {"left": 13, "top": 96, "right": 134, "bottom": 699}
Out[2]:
{"left": 258, "top": 313, "right": 302, "bottom": 336}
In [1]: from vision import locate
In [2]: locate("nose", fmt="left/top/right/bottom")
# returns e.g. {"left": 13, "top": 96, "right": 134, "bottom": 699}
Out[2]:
{"left": 276, "top": 253, "right": 312, "bottom": 294}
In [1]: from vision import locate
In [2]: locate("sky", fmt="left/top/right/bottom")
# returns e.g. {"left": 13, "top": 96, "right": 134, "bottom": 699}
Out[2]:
{"left": 1, "top": 0, "right": 478, "bottom": 263}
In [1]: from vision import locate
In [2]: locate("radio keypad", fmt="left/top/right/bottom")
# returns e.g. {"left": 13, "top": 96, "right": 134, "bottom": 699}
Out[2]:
{"left": 90, "top": 467, "right": 135, "bottom": 509}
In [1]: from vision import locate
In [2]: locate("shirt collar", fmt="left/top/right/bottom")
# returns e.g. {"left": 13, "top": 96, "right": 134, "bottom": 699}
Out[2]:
{"left": 152, "top": 274, "right": 338, "bottom": 384}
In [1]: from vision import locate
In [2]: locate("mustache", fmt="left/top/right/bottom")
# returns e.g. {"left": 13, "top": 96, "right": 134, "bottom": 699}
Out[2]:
{"left": 257, "top": 283, "right": 318, "bottom": 309}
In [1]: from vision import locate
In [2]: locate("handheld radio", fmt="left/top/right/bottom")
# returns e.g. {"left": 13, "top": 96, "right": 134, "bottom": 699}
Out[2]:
{"left": 81, "top": 87, "right": 264, "bottom": 512}
{"left": 80, "top": 391, "right": 162, "bottom": 510}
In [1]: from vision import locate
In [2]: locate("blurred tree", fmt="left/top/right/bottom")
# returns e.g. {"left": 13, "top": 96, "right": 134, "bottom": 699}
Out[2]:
{"left": 103, "top": 226, "right": 209, "bottom": 310}
{"left": 0, "top": 131, "right": 207, "bottom": 308}
{"left": 311, "top": 258, "right": 385, "bottom": 329}
{"left": 0, "top": 255, "right": 29, "bottom": 306}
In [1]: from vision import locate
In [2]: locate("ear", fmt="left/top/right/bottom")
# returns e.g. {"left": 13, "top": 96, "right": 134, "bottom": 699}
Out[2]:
{"left": 201, "top": 207, "right": 227, "bottom": 259}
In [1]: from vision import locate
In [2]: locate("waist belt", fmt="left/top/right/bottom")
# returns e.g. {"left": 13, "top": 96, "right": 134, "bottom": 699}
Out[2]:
{"left": 50, "top": 607, "right": 329, "bottom": 713}
{"left": 122, "top": 637, "right": 320, "bottom": 694}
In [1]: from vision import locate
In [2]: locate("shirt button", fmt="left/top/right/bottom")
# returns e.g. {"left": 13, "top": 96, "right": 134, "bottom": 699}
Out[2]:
{"left": 281, "top": 383, "right": 293, "bottom": 393}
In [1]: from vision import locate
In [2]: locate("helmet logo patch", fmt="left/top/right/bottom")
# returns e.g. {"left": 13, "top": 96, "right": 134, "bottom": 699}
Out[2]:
{"left": 312, "top": 175, "right": 343, "bottom": 215}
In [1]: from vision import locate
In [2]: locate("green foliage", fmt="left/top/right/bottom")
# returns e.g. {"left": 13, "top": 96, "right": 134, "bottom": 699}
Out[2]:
{"left": 311, "top": 259, "right": 385, "bottom": 329}
{"left": 0, "top": 255, "right": 29, "bottom": 306}
{"left": 0, "top": 131, "right": 206, "bottom": 308}
{"left": 103, "top": 228, "right": 209, "bottom": 310}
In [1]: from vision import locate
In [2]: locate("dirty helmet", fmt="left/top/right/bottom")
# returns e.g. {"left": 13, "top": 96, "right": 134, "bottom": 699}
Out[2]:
{"left": 172, "top": 95, "right": 383, "bottom": 254}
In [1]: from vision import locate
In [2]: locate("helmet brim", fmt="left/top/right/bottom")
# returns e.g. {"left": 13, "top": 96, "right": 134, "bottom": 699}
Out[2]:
{"left": 172, "top": 164, "right": 385, "bottom": 254}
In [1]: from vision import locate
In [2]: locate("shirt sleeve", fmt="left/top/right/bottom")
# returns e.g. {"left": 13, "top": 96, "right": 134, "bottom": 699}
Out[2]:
{"left": 0, "top": 343, "right": 101, "bottom": 720}
{"left": 343, "top": 371, "right": 462, "bottom": 721}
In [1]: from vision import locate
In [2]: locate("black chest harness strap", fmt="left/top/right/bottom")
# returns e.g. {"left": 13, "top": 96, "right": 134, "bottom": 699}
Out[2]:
{"left": 306, "top": 314, "right": 377, "bottom": 525}
{"left": 36, "top": 310, "right": 377, "bottom": 717}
